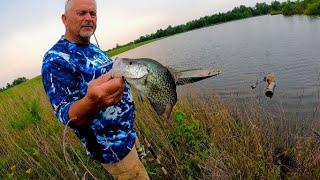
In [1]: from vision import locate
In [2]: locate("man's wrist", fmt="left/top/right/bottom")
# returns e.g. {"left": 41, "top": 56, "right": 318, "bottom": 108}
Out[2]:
{"left": 82, "top": 94, "right": 97, "bottom": 109}
{"left": 68, "top": 95, "right": 100, "bottom": 126}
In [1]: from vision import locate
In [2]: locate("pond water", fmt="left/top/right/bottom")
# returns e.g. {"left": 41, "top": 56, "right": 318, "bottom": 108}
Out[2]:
{"left": 117, "top": 15, "right": 320, "bottom": 118}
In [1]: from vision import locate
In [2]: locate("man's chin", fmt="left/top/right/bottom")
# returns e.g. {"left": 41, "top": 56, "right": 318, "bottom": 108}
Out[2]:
{"left": 80, "top": 32, "right": 94, "bottom": 39}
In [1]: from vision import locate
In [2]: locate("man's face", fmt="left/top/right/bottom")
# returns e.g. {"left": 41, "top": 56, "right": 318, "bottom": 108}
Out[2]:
{"left": 63, "top": 0, "right": 97, "bottom": 42}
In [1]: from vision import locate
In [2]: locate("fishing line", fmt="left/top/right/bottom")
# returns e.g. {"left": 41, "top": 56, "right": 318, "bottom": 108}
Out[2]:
{"left": 93, "top": 33, "right": 100, "bottom": 48}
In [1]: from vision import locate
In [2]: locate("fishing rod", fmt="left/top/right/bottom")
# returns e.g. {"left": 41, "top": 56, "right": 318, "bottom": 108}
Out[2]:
{"left": 135, "top": 125, "right": 168, "bottom": 175}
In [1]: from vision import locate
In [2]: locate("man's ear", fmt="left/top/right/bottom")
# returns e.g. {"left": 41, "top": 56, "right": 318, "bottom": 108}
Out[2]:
{"left": 61, "top": 14, "right": 66, "bottom": 25}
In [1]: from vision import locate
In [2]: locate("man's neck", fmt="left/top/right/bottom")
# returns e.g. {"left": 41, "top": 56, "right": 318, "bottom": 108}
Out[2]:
{"left": 64, "top": 33, "right": 90, "bottom": 45}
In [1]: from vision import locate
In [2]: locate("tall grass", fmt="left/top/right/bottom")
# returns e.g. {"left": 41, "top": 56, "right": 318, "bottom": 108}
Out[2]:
{"left": 0, "top": 77, "right": 320, "bottom": 179}
{"left": 0, "top": 77, "right": 110, "bottom": 179}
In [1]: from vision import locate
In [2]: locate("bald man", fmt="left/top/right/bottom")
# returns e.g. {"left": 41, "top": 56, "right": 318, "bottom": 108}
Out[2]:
{"left": 41, "top": 0, "right": 149, "bottom": 179}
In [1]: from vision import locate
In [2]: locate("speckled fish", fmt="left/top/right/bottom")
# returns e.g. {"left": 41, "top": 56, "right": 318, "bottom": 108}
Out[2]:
{"left": 112, "top": 57, "right": 221, "bottom": 118}
{"left": 113, "top": 57, "right": 177, "bottom": 118}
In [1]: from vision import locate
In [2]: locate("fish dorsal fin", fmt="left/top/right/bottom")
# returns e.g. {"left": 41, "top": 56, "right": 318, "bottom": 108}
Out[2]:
{"left": 167, "top": 67, "right": 180, "bottom": 82}
{"left": 164, "top": 104, "right": 173, "bottom": 118}
{"left": 148, "top": 98, "right": 165, "bottom": 115}
{"left": 137, "top": 92, "right": 144, "bottom": 104}
{"left": 168, "top": 67, "right": 221, "bottom": 86}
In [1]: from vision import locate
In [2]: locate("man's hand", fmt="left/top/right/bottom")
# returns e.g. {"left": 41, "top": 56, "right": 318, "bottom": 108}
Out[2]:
{"left": 69, "top": 71, "right": 125, "bottom": 126}
{"left": 85, "top": 72, "right": 124, "bottom": 108}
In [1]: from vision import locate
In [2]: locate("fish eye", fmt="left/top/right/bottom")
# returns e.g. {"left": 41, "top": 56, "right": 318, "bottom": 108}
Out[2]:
{"left": 129, "top": 62, "right": 133, "bottom": 65}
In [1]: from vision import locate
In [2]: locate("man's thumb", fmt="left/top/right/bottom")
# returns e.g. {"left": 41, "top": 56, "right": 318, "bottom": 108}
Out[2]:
{"left": 96, "top": 71, "right": 113, "bottom": 84}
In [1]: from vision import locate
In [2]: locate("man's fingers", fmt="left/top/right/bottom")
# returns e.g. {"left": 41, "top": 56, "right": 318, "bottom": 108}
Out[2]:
{"left": 105, "top": 89, "right": 123, "bottom": 105}
{"left": 100, "top": 77, "right": 124, "bottom": 95}
{"left": 94, "top": 72, "right": 113, "bottom": 84}
{"left": 113, "top": 93, "right": 124, "bottom": 104}
{"left": 108, "top": 85, "right": 124, "bottom": 99}
{"left": 100, "top": 72, "right": 113, "bottom": 83}
{"left": 87, "top": 72, "right": 124, "bottom": 106}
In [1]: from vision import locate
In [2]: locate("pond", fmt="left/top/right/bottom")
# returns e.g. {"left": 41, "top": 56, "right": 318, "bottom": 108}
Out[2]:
{"left": 117, "top": 15, "right": 320, "bottom": 118}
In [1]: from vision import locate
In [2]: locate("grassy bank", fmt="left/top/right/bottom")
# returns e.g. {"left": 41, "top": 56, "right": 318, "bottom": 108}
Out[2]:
{"left": 0, "top": 76, "right": 320, "bottom": 179}
{"left": 106, "top": 38, "right": 160, "bottom": 57}
{"left": 0, "top": 77, "right": 111, "bottom": 179}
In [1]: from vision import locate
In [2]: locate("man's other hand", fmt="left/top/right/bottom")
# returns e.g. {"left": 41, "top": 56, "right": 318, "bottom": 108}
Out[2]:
{"left": 85, "top": 71, "right": 125, "bottom": 108}
{"left": 68, "top": 71, "right": 125, "bottom": 126}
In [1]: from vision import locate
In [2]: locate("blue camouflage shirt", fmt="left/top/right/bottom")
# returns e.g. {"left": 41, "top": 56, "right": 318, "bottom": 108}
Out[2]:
{"left": 42, "top": 36, "right": 136, "bottom": 163}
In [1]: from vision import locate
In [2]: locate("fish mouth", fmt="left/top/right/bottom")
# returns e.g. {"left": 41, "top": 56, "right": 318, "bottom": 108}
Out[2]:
{"left": 125, "top": 74, "right": 147, "bottom": 81}
{"left": 125, "top": 74, "right": 148, "bottom": 85}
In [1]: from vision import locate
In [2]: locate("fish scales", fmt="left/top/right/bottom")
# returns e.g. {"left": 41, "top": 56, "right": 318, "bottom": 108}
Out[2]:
{"left": 113, "top": 58, "right": 177, "bottom": 117}
{"left": 147, "top": 63, "right": 176, "bottom": 108}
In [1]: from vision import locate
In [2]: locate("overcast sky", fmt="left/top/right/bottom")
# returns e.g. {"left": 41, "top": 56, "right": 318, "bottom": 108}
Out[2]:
{"left": 0, "top": 0, "right": 282, "bottom": 87}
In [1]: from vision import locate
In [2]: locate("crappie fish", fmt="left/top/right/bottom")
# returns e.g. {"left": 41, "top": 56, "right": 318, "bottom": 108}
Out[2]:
{"left": 112, "top": 57, "right": 221, "bottom": 117}
{"left": 113, "top": 57, "right": 177, "bottom": 118}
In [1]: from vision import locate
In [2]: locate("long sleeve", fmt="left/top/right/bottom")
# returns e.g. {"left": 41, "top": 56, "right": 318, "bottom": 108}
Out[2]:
{"left": 42, "top": 53, "right": 81, "bottom": 127}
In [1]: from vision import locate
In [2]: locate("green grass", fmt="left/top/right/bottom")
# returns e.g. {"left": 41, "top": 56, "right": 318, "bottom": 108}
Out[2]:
{"left": 270, "top": 10, "right": 282, "bottom": 15}
{"left": 0, "top": 77, "right": 111, "bottom": 179}
{"left": 1, "top": 76, "right": 320, "bottom": 179}
{"left": 106, "top": 38, "right": 161, "bottom": 57}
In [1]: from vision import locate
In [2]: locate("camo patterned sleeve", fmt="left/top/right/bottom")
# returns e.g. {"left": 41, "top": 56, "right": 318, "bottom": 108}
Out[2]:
{"left": 42, "top": 53, "right": 80, "bottom": 127}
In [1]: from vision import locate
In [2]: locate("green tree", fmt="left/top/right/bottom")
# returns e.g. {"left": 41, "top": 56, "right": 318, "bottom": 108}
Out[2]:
{"left": 282, "top": 1, "right": 294, "bottom": 15}
{"left": 12, "top": 77, "right": 28, "bottom": 86}
{"left": 304, "top": 0, "right": 320, "bottom": 15}
{"left": 231, "top": 5, "right": 253, "bottom": 19}
{"left": 1, "top": 77, "right": 28, "bottom": 91}
{"left": 293, "top": 0, "right": 304, "bottom": 14}
{"left": 6, "top": 83, "right": 12, "bottom": 89}
{"left": 254, "top": 2, "right": 270, "bottom": 15}
{"left": 271, "top": 1, "right": 282, "bottom": 11}
{"left": 302, "top": 0, "right": 317, "bottom": 9}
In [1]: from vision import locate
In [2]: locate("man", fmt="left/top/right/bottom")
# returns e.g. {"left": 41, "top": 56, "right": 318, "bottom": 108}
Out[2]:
{"left": 41, "top": 0, "right": 149, "bottom": 179}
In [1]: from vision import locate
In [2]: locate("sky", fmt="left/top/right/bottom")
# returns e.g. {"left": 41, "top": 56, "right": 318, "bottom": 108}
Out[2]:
{"left": 0, "top": 0, "right": 282, "bottom": 88}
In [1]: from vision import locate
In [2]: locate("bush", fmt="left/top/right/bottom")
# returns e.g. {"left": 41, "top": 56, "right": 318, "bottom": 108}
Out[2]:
{"left": 304, "top": 1, "right": 320, "bottom": 15}
{"left": 9, "top": 99, "right": 41, "bottom": 130}
{"left": 282, "top": 1, "right": 295, "bottom": 16}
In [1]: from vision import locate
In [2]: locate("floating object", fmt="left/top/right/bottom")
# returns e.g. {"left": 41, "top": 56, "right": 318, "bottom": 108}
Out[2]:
{"left": 251, "top": 79, "right": 262, "bottom": 89}
{"left": 264, "top": 73, "right": 276, "bottom": 98}
{"left": 251, "top": 73, "right": 276, "bottom": 98}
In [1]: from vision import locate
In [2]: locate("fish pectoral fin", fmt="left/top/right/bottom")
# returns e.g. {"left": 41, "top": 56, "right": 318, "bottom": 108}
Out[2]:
{"left": 138, "top": 93, "right": 144, "bottom": 104}
{"left": 148, "top": 99, "right": 174, "bottom": 118}
{"left": 167, "top": 67, "right": 180, "bottom": 82}
{"left": 164, "top": 104, "right": 174, "bottom": 119}
{"left": 148, "top": 99, "right": 165, "bottom": 115}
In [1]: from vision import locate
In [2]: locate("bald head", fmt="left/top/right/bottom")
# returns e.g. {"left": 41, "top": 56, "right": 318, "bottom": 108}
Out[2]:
{"left": 65, "top": 0, "right": 96, "bottom": 13}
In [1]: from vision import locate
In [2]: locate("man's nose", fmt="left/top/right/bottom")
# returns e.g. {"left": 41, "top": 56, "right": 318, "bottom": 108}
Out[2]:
{"left": 84, "top": 13, "right": 94, "bottom": 21}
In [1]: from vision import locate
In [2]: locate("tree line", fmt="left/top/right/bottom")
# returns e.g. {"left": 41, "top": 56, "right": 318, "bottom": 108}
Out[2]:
{"left": 0, "top": 77, "right": 28, "bottom": 92}
{"left": 280, "top": 0, "right": 320, "bottom": 15}
{"left": 107, "top": 0, "right": 320, "bottom": 51}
